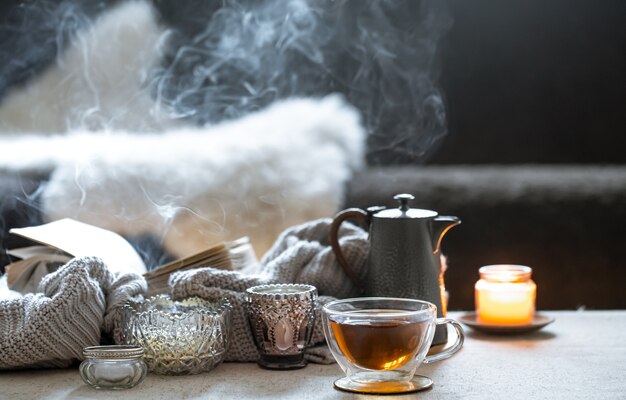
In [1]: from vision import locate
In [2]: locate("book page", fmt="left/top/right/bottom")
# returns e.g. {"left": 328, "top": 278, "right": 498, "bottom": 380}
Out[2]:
{"left": 7, "top": 245, "right": 70, "bottom": 260}
{"left": 10, "top": 219, "right": 146, "bottom": 275}
{"left": 143, "top": 236, "right": 258, "bottom": 296}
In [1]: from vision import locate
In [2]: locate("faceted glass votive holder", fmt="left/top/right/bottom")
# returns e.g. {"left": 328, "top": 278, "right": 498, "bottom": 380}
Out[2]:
{"left": 245, "top": 284, "right": 317, "bottom": 370}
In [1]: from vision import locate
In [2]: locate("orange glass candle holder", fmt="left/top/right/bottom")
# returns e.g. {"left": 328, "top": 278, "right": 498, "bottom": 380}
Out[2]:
{"left": 475, "top": 265, "right": 536, "bottom": 325}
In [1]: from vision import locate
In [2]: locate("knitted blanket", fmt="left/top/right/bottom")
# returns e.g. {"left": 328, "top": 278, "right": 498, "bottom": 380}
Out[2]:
{"left": 168, "top": 218, "right": 369, "bottom": 364}
{"left": 0, "top": 218, "right": 367, "bottom": 369}
{"left": 0, "top": 257, "right": 146, "bottom": 369}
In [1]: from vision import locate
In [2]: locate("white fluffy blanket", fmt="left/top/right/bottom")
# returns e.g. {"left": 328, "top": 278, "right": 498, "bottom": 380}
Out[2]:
{"left": 0, "top": 1, "right": 365, "bottom": 258}
{"left": 0, "top": 96, "right": 364, "bottom": 258}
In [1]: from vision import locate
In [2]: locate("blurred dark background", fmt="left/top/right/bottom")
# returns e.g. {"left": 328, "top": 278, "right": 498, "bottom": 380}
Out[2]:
{"left": 1, "top": 0, "right": 625, "bottom": 309}
{"left": 1, "top": 0, "right": 625, "bottom": 164}
{"left": 432, "top": 0, "right": 626, "bottom": 165}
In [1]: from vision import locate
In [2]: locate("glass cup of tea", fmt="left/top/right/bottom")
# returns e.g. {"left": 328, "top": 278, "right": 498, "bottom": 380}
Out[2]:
{"left": 322, "top": 297, "right": 464, "bottom": 394}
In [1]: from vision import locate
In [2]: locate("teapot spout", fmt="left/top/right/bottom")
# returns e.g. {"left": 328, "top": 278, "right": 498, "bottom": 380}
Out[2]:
{"left": 431, "top": 216, "right": 461, "bottom": 254}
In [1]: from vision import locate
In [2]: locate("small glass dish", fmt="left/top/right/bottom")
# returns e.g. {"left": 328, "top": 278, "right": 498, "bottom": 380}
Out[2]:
{"left": 79, "top": 345, "right": 147, "bottom": 390}
{"left": 118, "top": 295, "right": 232, "bottom": 375}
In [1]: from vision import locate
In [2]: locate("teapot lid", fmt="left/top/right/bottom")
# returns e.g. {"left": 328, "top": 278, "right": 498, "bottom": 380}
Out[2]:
{"left": 373, "top": 194, "right": 438, "bottom": 219}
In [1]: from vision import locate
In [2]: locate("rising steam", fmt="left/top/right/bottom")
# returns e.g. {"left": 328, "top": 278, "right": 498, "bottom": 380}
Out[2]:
{"left": 0, "top": 0, "right": 451, "bottom": 163}
{"left": 0, "top": 0, "right": 452, "bottom": 268}
{"left": 0, "top": 0, "right": 95, "bottom": 99}
{"left": 152, "top": 0, "right": 452, "bottom": 164}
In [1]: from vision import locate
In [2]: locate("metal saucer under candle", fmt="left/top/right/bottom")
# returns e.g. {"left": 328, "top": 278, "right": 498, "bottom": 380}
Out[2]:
{"left": 245, "top": 284, "right": 317, "bottom": 370}
{"left": 459, "top": 312, "right": 555, "bottom": 335}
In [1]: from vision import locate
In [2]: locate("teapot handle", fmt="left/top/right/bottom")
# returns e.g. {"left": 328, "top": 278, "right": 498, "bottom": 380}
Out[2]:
{"left": 329, "top": 208, "right": 369, "bottom": 292}
{"left": 432, "top": 215, "right": 461, "bottom": 254}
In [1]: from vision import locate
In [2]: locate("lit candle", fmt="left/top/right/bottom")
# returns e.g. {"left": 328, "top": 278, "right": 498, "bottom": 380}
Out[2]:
{"left": 475, "top": 265, "right": 536, "bottom": 325}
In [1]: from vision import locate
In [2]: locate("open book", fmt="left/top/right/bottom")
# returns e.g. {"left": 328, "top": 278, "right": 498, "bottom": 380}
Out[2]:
{"left": 142, "top": 236, "right": 256, "bottom": 296}
{"left": 4, "top": 218, "right": 257, "bottom": 296}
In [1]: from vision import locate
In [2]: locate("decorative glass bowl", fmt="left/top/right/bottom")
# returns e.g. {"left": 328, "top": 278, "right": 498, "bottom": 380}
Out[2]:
{"left": 118, "top": 295, "right": 232, "bottom": 375}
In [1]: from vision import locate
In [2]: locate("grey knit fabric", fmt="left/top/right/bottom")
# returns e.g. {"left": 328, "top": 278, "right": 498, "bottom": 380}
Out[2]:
{"left": 0, "top": 257, "right": 146, "bottom": 369}
{"left": 169, "top": 218, "right": 368, "bottom": 364}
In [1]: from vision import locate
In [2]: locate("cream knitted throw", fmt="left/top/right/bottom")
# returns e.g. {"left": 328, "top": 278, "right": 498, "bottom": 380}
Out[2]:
{"left": 0, "top": 219, "right": 365, "bottom": 369}
{"left": 0, "top": 257, "right": 146, "bottom": 369}
{"left": 169, "top": 218, "right": 368, "bottom": 364}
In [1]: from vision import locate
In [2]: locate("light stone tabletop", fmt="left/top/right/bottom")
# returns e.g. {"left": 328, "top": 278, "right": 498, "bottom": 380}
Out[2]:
{"left": 1, "top": 311, "right": 625, "bottom": 400}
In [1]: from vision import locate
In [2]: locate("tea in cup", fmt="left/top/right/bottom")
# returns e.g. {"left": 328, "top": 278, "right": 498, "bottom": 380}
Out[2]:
{"left": 322, "top": 297, "right": 464, "bottom": 394}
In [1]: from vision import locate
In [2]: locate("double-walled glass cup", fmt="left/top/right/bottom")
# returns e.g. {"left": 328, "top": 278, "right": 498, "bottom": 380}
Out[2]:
{"left": 322, "top": 297, "right": 464, "bottom": 394}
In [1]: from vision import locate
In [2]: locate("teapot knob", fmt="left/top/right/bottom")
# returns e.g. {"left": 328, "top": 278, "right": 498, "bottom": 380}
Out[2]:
{"left": 393, "top": 193, "right": 415, "bottom": 211}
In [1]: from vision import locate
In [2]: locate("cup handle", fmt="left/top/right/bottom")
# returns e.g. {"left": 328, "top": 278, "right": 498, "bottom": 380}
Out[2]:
{"left": 423, "top": 318, "right": 465, "bottom": 364}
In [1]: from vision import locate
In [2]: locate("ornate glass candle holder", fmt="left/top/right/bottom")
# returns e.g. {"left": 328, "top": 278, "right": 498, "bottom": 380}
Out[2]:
{"left": 245, "top": 284, "right": 317, "bottom": 370}
{"left": 79, "top": 345, "right": 147, "bottom": 390}
{"left": 119, "top": 295, "right": 231, "bottom": 375}
{"left": 475, "top": 265, "right": 536, "bottom": 325}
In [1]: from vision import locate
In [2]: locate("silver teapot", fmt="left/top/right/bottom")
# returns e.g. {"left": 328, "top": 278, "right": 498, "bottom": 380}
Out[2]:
{"left": 330, "top": 193, "right": 460, "bottom": 345}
